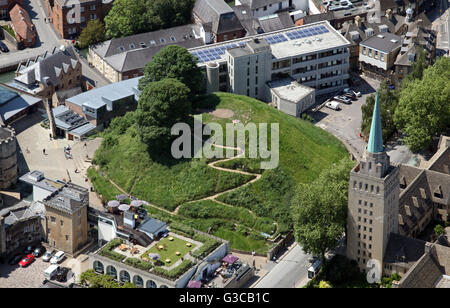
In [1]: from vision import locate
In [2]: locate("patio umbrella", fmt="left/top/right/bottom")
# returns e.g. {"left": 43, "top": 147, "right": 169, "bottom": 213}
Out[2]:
{"left": 149, "top": 253, "right": 160, "bottom": 260}
{"left": 116, "top": 194, "right": 127, "bottom": 201}
{"left": 131, "top": 200, "right": 143, "bottom": 208}
{"left": 118, "top": 204, "right": 131, "bottom": 211}
{"left": 107, "top": 200, "right": 119, "bottom": 207}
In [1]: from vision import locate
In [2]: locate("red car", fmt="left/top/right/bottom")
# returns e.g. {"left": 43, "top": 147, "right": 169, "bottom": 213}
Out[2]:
{"left": 19, "top": 254, "right": 35, "bottom": 267}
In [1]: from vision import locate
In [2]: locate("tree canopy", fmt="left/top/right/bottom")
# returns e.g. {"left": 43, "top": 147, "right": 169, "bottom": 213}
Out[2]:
{"left": 136, "top": 78, "right": 191, "bottom": 155}
{"left": 361, "top": 82, "right": 399, "bottom": 141}
{"left": 138, "top": 45, "right": 205, "bottom": 95}
{"left": 77, "top": 20, "right": 106, "bottom": 49}
{"left": 104, "top": 0, "right": 195, "bottom": 38}
{"left": 394, "top": 57, "right": 450, "bottom": 152}
{"left": 291, "top": 159, "right": 354, "bottom": 258}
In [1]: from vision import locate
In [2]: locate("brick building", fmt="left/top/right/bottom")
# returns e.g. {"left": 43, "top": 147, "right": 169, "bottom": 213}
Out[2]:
{"left": 45, "top": 0, "right": 113, "bottom": 39}
{"left": 9, "top": 3, "right": 36, "bottom": 48}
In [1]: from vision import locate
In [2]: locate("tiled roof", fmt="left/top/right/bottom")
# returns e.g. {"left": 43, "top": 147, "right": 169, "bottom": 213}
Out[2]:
{"left": 9, "top": 4, "right": 36, "bottom": 41}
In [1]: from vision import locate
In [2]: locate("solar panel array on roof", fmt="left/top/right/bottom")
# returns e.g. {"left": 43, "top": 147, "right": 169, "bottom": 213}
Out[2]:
{"left": 285, "top": 25, "right": 329, "bottom": 40}
{"left": 264, "top": 34, "right": 288, "bottom": 45}
{"left": 191, "top": 42, "right": 246, "bottom": 64}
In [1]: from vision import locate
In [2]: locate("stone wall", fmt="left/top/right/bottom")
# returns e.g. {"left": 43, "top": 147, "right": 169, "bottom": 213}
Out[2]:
{"left": 0, "top": 126, "right": 18, "bottom": 189}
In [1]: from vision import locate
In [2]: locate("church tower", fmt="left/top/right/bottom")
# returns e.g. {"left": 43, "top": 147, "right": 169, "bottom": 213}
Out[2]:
{"left": 346, "top": 93, "right": 400, "bottom": 272}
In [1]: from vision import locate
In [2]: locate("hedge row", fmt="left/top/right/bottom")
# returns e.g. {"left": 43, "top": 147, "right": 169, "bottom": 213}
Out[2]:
{"left": 98, "top": 239, "right": 126, "bottom": 262}
{"left": 169, "top": 222, "right": 195, "bottom": 237}
{"left": 191, "top": 238, "right": 220, "bottom": 259}
{"left": 124, "top": 258, "right": 153, "bottom": 271}
{"left": 152, "top": 260, "right": 193, "bottom": 280}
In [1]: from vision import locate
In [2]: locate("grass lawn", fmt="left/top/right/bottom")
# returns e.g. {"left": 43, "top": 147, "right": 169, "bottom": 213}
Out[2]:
{"left": 87, "top": 167, "right": 122, "bottom": 203}
{"left": 142, "top": 237, "right": 196, "bottom": 266}
{"left": 214, "top": 227, "right": 269, "bottom": 254}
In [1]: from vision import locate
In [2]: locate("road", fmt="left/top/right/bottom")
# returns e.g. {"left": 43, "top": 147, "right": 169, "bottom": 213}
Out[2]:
{"left": 252, "top": 244, "right": 311, "bottom": 288}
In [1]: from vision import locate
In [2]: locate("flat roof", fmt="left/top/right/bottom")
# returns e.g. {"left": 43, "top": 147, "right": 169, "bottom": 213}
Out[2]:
{"left": 360, "top": 32, "right": 403, "bottom": 53}
{"left": 19, "top": 170, "right": 65, "bottom": 193}
{"left": 0, "top": 86, "right": 41, "bottom": 123}
{"left": 189, "top": 21, "right": 351, "bottom": 64}
{"left": 268, "top": 79, "right": 315, "bottom": 103}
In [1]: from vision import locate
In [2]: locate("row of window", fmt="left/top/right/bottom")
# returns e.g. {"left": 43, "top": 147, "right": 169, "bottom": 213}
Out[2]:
{"left": 353, "top": 181, "right": 381, "bottom": 194}
{"left": 361, "top": 46, "right": 385, "bottom": 61}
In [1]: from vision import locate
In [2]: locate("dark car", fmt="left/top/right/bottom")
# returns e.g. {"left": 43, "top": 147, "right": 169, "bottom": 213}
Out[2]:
{"left": 8, "top": 254, "right": 22, "bottom": 265}
{"left": 24, "top": 245, "right": 33, "bottom": 254}
{"left": 55, "top": 267, "right": 70, "bottom": 282}
{"left": 0, "top": 41, "right": 9, "bottom": 52}
{"left": 342, "top": 92, "right": 357, "bottom": 100}
{"left": 33, "top": 247, "right": 44, "bottom": 257}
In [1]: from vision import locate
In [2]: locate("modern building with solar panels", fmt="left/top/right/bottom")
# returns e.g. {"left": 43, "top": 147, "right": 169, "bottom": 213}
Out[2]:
{"left": 189, "top": 20, "right": 351, "bottom": 104}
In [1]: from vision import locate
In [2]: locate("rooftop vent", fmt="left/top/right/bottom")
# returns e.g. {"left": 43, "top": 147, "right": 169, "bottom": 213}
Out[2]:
{"left": 377, "top": 34, "right": 385, "bottom": 39}
{"left": 365, "top": 28, "right": 374, "bottom": 37}
{"left": 390, "top": 39, "right": 398, "bottom": 43}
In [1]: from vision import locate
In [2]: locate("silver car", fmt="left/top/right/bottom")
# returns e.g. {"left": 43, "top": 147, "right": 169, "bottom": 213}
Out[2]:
{"left": 42, "top": 250, "right": 54, "bottom": 262}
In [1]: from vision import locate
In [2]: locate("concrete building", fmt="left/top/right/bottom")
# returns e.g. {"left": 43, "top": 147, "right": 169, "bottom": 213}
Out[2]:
{"left": 191, "top": 20, "right": 351, "bottom": 101}
{"left": 0, "top": 85, "right": 42, "bottom": 125}
{"left": 268, "top": 78, "right": 315, "bottom": 117}
{"left": 192, "top": 0, "right": 246, "bottom": 43}
{"left": 88, "top": 24, "right": 204, "bottom": 83}
{"left": 9, "top": 3, "right": 37, "bottom": 48}
{"left": 44, "top": 0, "right": 113, "bottom": 39}
{"left": 236, "top": 0, "right": 309, "bottom": 18}
{"left": 347, "top": 93, "right": 400, "bottom": 271}
{"left": 43, "top": 183, "right": 89, "bottom": 255}
{"left": 19, "top": 170, "right": 65, "bottom": 202}
{"left": 0, "top": 126, "right": 17, "bottom": 190}
{"left": 10, "top": 46, "right": 82, "bottom": 100}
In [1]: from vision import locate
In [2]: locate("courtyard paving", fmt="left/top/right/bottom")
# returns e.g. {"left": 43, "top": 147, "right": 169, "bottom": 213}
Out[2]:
{"left": 0, "top": 257, "right": 49, "bottom": 288}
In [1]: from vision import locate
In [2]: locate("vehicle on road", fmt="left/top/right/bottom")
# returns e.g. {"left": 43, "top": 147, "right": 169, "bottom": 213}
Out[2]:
{"left": 42, "top": 250, "right": 54, "bottom": 262}
{"left": 44, "top": 264, "right": 60, "bottom": 280}
{"left": 334, "top": 95, "right": 352, "bottom": 104}
{"left": 325, "top": 101, "right": 340, "bottom": 110}
{"left": 0, "top": 41, "right": 9, "bottom": 52}
{"left": 50, "top": 251, "right": 65, "bottom": 264}
{"left": 19, "top": 254, "right": 35, "bottom": 267}
{"left": 33, "top": 247, "right": 43, "bottom": 257}
{"left": 55, "top": 267, "right": 70, "bottom": 282}
{"left": 308, "top": 259, "right": 322, "bottom": 279}
{"left": 8, "top": 253, "right": 23, "bottom": 265}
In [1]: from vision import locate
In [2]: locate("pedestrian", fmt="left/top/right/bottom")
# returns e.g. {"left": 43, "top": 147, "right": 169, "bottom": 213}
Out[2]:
{"left": 84, "top": 142, "right": 87, "bottom": 147}
{"left": 43, "top": 148, "right": 45, "bottom": 155}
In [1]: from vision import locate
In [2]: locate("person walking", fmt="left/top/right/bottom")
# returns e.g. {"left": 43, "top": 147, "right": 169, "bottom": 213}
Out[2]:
{"left": 43, "top": 148, "right": 46, "bottom": 155}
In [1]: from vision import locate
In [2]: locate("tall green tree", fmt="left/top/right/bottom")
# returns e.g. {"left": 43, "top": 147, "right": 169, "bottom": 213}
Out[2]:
{"left": 361, "top": 82, "right": 399, "bottom": 140}
{"left": 291, "top": 159, "right": 354, "bottom": 259}
{"left": 402, "top": 46, "right": 429, "bottom": 86}
{"left": 139, "top": 45, "right": 205, "bottom": 95}
{"left": 136, "top": 78, "right": 191, "bottom": 155}
{"left": 78, "top": 20, "right": 106, "bottom": 49}
{"left": 394, "top": 57, "right": 450, "bottom": 152}
{"left": 104, "top": 0, "right": 153, "bottom": 38}
{"left": 148, "top": 0, "right": 196, "bottom": 29}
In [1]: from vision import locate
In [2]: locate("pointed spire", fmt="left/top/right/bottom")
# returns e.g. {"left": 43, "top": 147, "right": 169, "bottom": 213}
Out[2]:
{"left": 367, "top": 92, "right": 384, "bottom": 153}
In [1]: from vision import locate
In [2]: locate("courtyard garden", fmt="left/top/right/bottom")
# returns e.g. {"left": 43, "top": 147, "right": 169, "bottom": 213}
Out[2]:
{"left": 142, "top": 236, "right": 196, "bottom": 266}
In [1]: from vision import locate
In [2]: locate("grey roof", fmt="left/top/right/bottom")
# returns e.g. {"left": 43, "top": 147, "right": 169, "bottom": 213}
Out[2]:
{"left": 53, "top": 107, "right": 87, "bottom": 130}
{"left": 44, "top": 183, "right": 89, "bottom": 214}
{"left": 239, "top": 0, "right": 282, "bottom": 10}
{"left": 69, "top": 122, "right": 96, "bottom": 137}
{"left": 19, "top": 170, "right": 66, "bottom": 193}
{"left": 384, "top": 233, "right": 426, "bottom": 266}
{"left": 360, "top": 32, "right": 402, "bottom": 53}
{"left": 15, "top": 46, "right": 79, "bottom": 88}
{"left": 193, "top": 0, "right": 244, "bottom": 34}
{"left": 137, "top": 217, "right": 167, "bottom": 235}
{"left": 0, "top": 200, "right": 41, "bottom": 228}
{"left": 258, "top": 11, "right": 294, "bottom": 33}
{"left": 0, "top": 86, "right": 42, "bottom": 123}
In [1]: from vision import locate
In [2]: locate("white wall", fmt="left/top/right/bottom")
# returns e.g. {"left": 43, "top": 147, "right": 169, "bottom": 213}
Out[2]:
{"left": 98, "top": 220, "right": 116, "bottom": 243}
{"left": 33, "top": 186, "right": 53, "bottom": 202}
{"left": 252, "top": 0, "right": 309, "bottom": 18}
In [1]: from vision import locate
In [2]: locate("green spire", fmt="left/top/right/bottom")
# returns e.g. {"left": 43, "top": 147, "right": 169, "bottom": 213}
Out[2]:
{"left": 367, "top": 92, "right": 384, "bottom": 153}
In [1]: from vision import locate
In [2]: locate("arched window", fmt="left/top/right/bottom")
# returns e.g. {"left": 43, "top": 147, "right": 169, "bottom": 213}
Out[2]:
{"left": 93, "top": 261, "right": 104, "bottom": 274}
{"left": 106, "top": 265, "right": 117, "bottom": 279}
{"left": 119, "top": 270, "right": 130, "bottom": 283}
{"left": 146, "top": 280, "right": 157, "bottom": 288}
{"left": 133, "top": 275, "right": 144, "bottom": 288}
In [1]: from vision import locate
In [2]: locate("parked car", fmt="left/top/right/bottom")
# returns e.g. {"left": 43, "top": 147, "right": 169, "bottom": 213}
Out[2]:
{"left": 325, "top": 101, "right": 340, "bottom": 110}
{"left": 50, "top": 251, "right": 65, "bottom": 264}
{"left": 343, "top": 88, "right": 361, "bottom": 97}
{"left": 0, "top": 41, "right": 9, "bottom": 52}
{"left": 24, "top": 245, "right": 33, "bottom": 254}
{"left": 33, "top": 247, "right": 43, "bottom": 257}
{"left": 55, "top": 267, "right": 70, "bottom": 282}
{"left": 42, "top": 250, "right": 54, "bottom": 262}
{"left": 334, "top": 95, "right": 352, "bottom": 104}
{"left": 8, "top": 254, "right": 23, "bottom": 265}
{"left": 44, "top": 264, "right": 60, "bottom": 280}
{"left": 19, "top": 254, "right": 35, "bottom": 267}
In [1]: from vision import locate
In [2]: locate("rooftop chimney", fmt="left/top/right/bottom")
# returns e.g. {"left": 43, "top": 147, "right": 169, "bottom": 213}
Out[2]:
{"left": 385, "top": 9, "right": 392, "bottom": 20}
{"left": 355, "top": 15, "right": 361, "bottom": 28}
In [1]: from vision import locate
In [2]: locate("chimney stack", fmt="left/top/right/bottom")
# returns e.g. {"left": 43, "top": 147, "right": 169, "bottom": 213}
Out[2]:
{"left": 386, "top": 9, "right": 392, "bottom": 20}
{"left": 355, "top": 15, "right": 361, "bottom": 28}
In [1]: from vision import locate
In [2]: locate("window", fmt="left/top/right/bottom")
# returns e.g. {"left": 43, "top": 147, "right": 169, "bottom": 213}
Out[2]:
{"left": 80, "top": 6, "right": 85, "bottom": 13}
{"left": 60, "top": 220, "right": 64, "bottom": 226}
{"left": 65, "top": 235, "right": 69, "bottom": 241}
{"left": 255, "top": 87, "right": 258, "bottom": 96}
{"left": 264, "top": 6, "right": 267, "bottom": 10}
{"left": 51, "top": 216, "right": 56, "bottom": 223}
{"left": 90, "top": 13, "right": 97, "bottom": 20}
{"left": 381, "top": 53, "right": 385, "bottom": 61}
{"left": 368, "top": 49, "right": 372, "bottom": 57}
{"left": 160, "top": 38, "right": 166, "bottom": 44}
{"left": 90, "top": 4, "right": 96, "bottom": 10}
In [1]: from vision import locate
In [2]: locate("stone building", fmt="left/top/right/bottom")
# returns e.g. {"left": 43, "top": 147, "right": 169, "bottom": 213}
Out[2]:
{"left": 9, "top": 3, "right": 37, "bottom": 48}
{"left": 11, "top": 46, "right": 82, "bottom": 100}
{"left": 0, "top": 126, "right": 18, "bottom": 190}
{"left": 43, "top": 183, "right": 89, "bottom": 255}
{"left": 346, "top": 93, "right": 400, "bottom": 271}
{"left": 44, "top": 0, "right": 113, "bottom": 39}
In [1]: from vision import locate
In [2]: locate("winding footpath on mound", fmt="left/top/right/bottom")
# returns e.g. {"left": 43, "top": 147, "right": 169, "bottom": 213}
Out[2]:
{"left": 100, "top": 141, "right": 278, "bottom": 238}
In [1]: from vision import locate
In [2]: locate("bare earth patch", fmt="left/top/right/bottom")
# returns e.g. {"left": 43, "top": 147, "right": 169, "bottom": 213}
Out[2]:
{"left": 199, "top": 108, "right": 235, "bottom": 119}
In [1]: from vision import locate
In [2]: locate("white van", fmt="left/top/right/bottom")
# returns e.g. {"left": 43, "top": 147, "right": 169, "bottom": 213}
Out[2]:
{"left": 50, "top": 251, "right": 65, "bottom": 264}
{"left": 44, "top": 264, "right": 60, "bottom": 280}
{"left": 325, "top": 101, "right": 340, "bottom": 110}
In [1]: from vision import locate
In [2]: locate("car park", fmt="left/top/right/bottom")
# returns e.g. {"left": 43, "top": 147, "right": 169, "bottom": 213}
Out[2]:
{"left": 33, "top": 247, "right": 43, "bottom": 257}
{"left": 325, "top": 101, "right": 340, "bottom": 110}
{"left": 44, "top": 264, "right": 60, "bottom": 280}
{"left": 18, "top": 254, "right": 35, "bottom": 267}
{"left": 343, "top": 88, "right": 361, "bottom": 97}
{"left": 334, "top": 95, "right": 352, "bottom": 104}
{"left": 42, "top": 250, "right": 54, "bottom": 262}
{"left": 343, "top": 92, "right": 357, "bottom": 100}
{"left": 50, "top": 251, "right": 65, "bottom": 264}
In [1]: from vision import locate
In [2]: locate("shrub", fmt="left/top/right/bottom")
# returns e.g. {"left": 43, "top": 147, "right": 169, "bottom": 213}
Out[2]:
{"left": 191, "top": 238, "right": 220, "bottom": 259}
{"left": 125, "top": 258, "right": 153, "bottom": 271}
{"left": 152, "top": 260, "right": 193, "bottom": 280}
{"left": 170, "top": 222, "right": 195, "bottom": 237}
{"left": 98, "top": 239, "right": 126, "bottom": 262}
